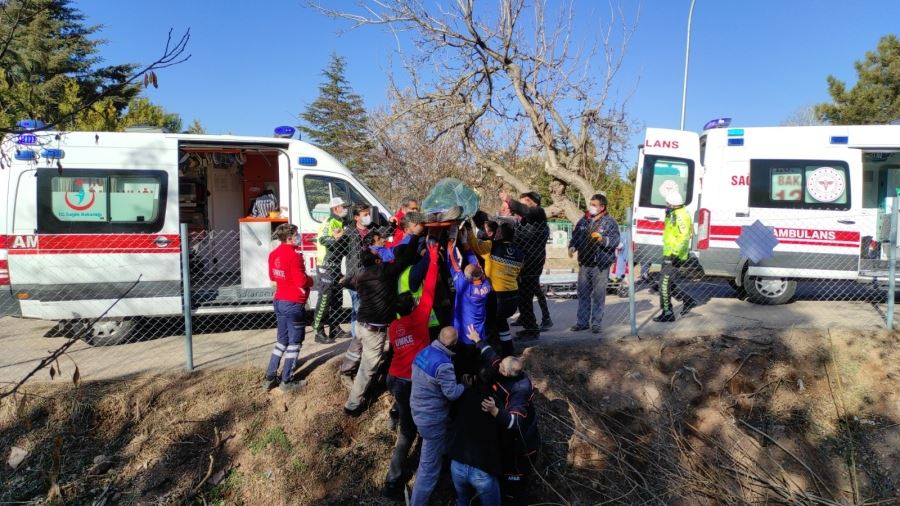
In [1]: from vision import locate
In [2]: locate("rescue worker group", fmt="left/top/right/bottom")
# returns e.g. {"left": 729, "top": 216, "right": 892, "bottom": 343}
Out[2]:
{"left": 263, "top": 188, "right": 693, "bottom": 505}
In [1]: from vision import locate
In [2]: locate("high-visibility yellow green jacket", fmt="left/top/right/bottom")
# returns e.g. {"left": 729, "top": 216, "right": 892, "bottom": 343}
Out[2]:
{"left": 663, "top": 206, "right": 692, "bottom": 261}
{"left": 398, "top": 265, "right": 439, "bottom": 328}
{"left": 316, "top": 214, "right": 345, "bottom": 265}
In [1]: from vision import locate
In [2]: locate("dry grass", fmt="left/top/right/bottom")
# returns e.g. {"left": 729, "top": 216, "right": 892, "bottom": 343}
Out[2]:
{"left": 1, "top": 328, "right": 898, "bottom": 505}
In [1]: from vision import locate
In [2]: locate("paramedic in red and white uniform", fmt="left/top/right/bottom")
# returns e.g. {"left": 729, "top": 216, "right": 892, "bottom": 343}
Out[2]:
{"left": 264, "top": 223, "right": 313, "bottom": 391}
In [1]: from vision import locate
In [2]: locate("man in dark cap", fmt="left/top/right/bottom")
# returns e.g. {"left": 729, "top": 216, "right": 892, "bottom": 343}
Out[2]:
{"left": 499, "top": 190, "right": 552, "bottom": 340}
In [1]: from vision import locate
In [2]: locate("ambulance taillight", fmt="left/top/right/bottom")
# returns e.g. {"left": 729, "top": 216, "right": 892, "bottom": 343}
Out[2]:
{"left": 697, "top": 208, "right": 711, "bottom": 250}
{"left": 0, "top": 258, "right": 9, "bottom": 286}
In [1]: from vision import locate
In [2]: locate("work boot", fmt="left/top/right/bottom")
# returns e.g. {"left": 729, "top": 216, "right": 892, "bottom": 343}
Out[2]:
{"left": 261, "top": 376, "right": 279, "bottom": 392}
{"left": 330, "top": 328, "right": 352, "bottom": 340}
{"left": 382, "top": 481, "right": 405, "bottom": 500}
{"left": 315, "top": 331, "right": 335, "bottom": 344}
{"left": 277, "top": 379, "right": 307, "bottom": 393}
{"left": 681, "top": 299, "right": 698, "bottom": 315}
{"left": 540, "top": 319, "right": 554, "bottom": 331}
{"left": 653, "top": 312, "right": 676, "bottom": 323}
{"left": 515, "top": 329, "right": 540, "bottom": 341}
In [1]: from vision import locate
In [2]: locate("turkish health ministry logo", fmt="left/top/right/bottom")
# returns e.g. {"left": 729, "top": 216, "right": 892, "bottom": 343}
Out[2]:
{"left": 63, "top": 179, "right": 96, "bottom": 211}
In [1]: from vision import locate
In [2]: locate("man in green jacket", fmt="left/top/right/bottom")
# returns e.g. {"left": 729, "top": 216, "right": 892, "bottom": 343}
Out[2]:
{"left": 312, "top": 197, "right": 351, "bottom": 343}
{"left": 653, "top": 192, "right": 697, "bottom": 322}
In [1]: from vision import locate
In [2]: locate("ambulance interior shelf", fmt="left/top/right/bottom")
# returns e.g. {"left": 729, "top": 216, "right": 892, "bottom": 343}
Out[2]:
{"left": 239, "top": 217, "right": 287, "bottom": 290}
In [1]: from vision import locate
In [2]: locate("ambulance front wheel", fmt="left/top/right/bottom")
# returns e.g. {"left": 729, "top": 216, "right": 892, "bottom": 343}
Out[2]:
{"left": 742, "top": 272, "right": 796, "bottom": 305}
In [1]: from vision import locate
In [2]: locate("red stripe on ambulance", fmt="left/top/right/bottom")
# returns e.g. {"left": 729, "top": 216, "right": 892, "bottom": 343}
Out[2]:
{"left": 3, "top": 234, "right": 181, "bottom": 254}
{"left": 635, "top": 219, "right": 664, "bottom": 236}
{"left": 706, "top": 225, "right": 859, "bottom": 248}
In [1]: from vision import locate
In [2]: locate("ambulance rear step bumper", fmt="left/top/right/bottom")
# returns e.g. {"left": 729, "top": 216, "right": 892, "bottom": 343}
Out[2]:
{"left": 856, "top": 270, "right": 900, "bottom": 286}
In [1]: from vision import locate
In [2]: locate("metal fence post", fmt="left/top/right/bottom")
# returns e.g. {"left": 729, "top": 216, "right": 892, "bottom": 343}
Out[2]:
{"left": 887, "top": 197, "right": 899, "bottom": 329}
{"left": 180, "top": 223, "right": 194, "bottom": 371}
{"left": 626, "top": 208, "right": 638, "bottom": 336}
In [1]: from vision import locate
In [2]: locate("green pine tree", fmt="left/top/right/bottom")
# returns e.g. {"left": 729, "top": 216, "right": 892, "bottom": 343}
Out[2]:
{"left": 186, "top": 118, "right": 206, "bottom": 134}
{"left": 120, "top": 97, "right": 182, "bottom": 132}
{"left": 816, "top": 34, "right": 900, "bottom": 125}
{"left": 299, "top": 53, "right": 373, "bottom": 177}
{"left": 0, "top": 0, "right": 140, "bottom": 130}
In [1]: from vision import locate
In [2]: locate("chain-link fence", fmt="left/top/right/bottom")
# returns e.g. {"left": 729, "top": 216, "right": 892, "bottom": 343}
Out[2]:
{"left": 2, "top": 202, "right": 898, "bottom": 393}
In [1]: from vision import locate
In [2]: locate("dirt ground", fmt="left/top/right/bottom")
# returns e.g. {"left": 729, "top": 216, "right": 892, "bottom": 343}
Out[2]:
{"left": 1, "top": 327, "right": 898, "bottom": 505}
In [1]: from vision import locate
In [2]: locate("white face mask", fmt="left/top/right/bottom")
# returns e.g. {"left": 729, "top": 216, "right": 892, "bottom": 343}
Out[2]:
{"left": 336, "top": 208, "right": 348, "bottom": 218}
{"left": 588, "top": 206, "right": 600, "bottom": 216}
{"left": 361, "top": 215, "right": 372, "bottom": 226}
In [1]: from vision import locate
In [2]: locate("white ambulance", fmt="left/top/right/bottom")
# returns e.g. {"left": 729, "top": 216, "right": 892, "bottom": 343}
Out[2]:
{"left": 0, "top": 125, "right": 390, "bottom": 344}
{"left": 633, "top": 120, "right": 900, "bottom": 304}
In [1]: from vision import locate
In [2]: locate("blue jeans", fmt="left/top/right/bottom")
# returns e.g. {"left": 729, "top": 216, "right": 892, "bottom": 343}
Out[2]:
{"left": 576, "top": 265, "right": 608, "bottom": 327}
{"left": 266, "top": 300, "right": 306, "bottom": 382}
{"left": 450, "top": 460, "right": 501, "bottom": 506}
{"left": 411, "top": 423, "right": 446, "bottom": 506}
{"left": 350, "top": 289, "right": 359, "bottom": 338}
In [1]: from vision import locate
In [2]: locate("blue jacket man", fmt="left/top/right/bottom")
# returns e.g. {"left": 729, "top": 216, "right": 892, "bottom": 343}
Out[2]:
{"left": 410, "top": 328, "right": 465, "bottom": 506}
{"left": 568, "top": 193, "right": 620, "bottom": 333}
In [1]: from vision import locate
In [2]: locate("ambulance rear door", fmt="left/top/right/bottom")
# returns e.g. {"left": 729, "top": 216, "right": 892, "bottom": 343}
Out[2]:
{"left": 633, "top": 128, "right": 701, "bottom": 265}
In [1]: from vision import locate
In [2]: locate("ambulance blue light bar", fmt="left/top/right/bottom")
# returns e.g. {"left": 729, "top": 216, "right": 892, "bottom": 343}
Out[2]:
{"left": 15, "top": 150, "right": 37, "bottom": 161}
{"left": 298, "top": 157, "right": 317, "bottom": 166}
{"left": 727, "top": 138, "right": 744, "bottom": 147}
{"left": 16, "top": 119, "right": 46, "bottom": 130}
{"left": 830, "top": 136, "right": 849, "bottom": 144}
{"left": 703, "top": 117, "right": 732, "bottom": 130}
{"left": 274, "top": 126, "right": 296, "bottom": 138}
{"left": 16, "top": 134, "right": 38, "bottom": 145}
{"left": 40, "top": 148, "right": 65, "bottom": 159}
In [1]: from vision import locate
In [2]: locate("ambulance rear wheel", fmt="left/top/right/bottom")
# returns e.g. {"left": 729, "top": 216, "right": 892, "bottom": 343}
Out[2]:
{"left": 743, "top": 273, "right": 796, "bottom": 305}
{"left": 86, "top": 318, "right": 140, "bottom": 346}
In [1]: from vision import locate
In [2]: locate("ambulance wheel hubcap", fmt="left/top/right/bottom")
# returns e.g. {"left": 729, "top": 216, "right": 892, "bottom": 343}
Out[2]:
{"left": 755, "top": 278, "right": 787, "bottom": 298}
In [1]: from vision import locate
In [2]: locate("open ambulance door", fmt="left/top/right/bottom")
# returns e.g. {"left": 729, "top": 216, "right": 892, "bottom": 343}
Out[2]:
{"left": 855, "top": 146, "right": 900, "bottom": 278}
{"left": 633, "top": 128, "right": 701, "bottom": 268}
{"left": 850, "top": 127, "right": 900, "bottom": 278}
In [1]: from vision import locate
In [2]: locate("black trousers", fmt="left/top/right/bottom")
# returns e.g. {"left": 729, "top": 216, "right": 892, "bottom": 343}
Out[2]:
{"left": 517, "top": 273, "right": 549, "bottom": 331}
{"left": 501, "top": 452, "right": 535, "bottom": 506}
{"left": 659, "top": 257, "right": 693, "bottom": 314}
{"left": 311, "top": 266, "right": 342, "bottom": 333}
{"left": 385, "top": 376, "right": 417, "bottom": 486}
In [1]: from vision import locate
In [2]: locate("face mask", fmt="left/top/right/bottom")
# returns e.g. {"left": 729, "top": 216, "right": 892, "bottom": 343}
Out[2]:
{"left": 588, "top": 206, "right": 599, "bottom": 216}
{"left": 336, "top": 208, "right": 348, "bottom": 218}
{"left": 361, "top": 216, "right": 372, "bottom": 226}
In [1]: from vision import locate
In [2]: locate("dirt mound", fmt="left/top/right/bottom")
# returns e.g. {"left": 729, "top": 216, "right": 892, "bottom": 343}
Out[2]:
{"left": 2, "top": 328, "right": 898, "bottom": 504}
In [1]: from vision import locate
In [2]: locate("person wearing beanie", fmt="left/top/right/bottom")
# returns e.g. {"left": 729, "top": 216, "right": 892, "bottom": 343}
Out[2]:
{"left": 654, "top": 191, "right": 697, "bottom": 322}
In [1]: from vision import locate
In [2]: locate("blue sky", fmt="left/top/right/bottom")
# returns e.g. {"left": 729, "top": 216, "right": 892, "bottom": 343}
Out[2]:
{"left": 78, "top": 0, "right": 900, "bottom": 168}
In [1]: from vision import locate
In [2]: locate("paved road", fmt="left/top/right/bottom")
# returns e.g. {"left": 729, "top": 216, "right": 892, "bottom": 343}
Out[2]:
{"left": 0, "top": 280, "right": 889, "bottom": 387}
